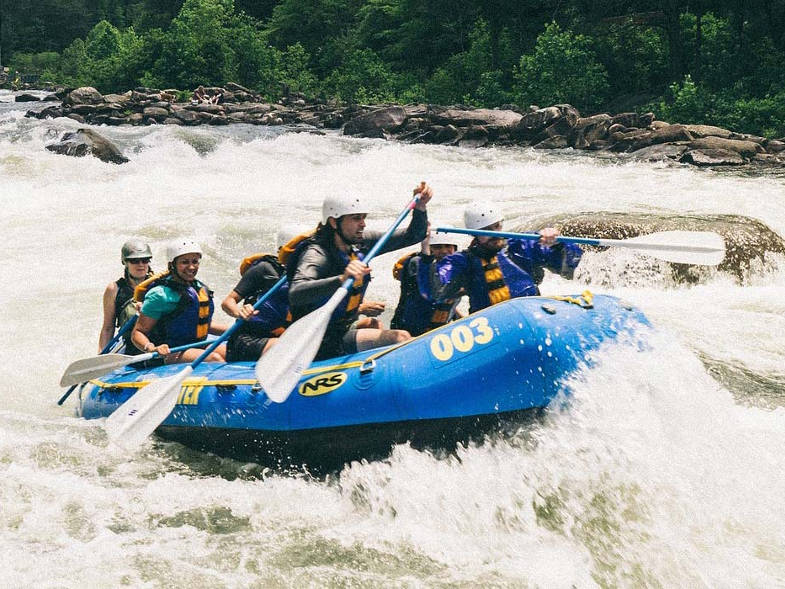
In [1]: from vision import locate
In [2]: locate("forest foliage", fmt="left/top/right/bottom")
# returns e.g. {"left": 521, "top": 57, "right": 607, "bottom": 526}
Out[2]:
{"left": 3, "top": 0, "right": 785, "bottom": 136}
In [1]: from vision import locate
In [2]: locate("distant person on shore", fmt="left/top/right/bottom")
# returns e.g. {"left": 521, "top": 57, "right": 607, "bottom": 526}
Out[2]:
{"left": 98, "top": 240, "right": 154, "bottom": 353}
{"left": 131, "top": 240, "right": 229, "bottom": 363}
{"left": 192, "top": 85, "right": 209, "bottom": 105}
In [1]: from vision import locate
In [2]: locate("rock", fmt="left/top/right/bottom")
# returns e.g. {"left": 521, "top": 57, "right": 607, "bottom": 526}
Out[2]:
{"left": 163, "top": 117, "right": 183, "bottom": 125}
{"left": 514, "top": 104, "right": 579, "bottom": 139}
{"left": 427, "top": 106, "right": 522, "bottom": 130}
{"left": 434, "top": 124, "right": 461, "bottom": 145}
{"left": 63, "top": 87, "right": 104, "bottom": 106}
{"left": 45, "top": 128, "right": 129, "bottom": 164}
{"left": 103, "top": 92, "right": 132, "bottom": 105}
{"left": 31, "top": 106, "right": 63, "bottom": 120}
{"left": 143, "top": 106, "right": 170, "bottom": 119}
{"left": 42, "top": 94, "right": 60, "bottom": 102}
{"left": 15, "top": 93, "right": 40, "bottom": 102}
{"left": 628, "top": 124, "right": 694, "bottom": 152}
{"left": 680, "top": 148, "right": 744, "bottom": 166}
{"left": 458, "top": 125, "right": 489, "bottom": 148}
{"left": 173, "top": 109, "right": 199, "bottom": 125}
{"left": 688, "top": 136, "right": 763, "bottom": 158}
{"left": 629, "top": 143, "right": 688, "bottom": 161}
{"left": 533, "top": 135, "right": 570, "bottom": 149}
{"left": 764, "top": 139, "right": 785, "bottom": 153}
{"left": 530, "top": 212, "right": 785, "bottom": 282}
{"left": 684, "top": 124, "right": 733, "bottom": 139}
{"left": 65, "top": 113, "right": 85, "bottom": 124}
{"left": 343, "top": 106, "right": 407, "bottom": 136}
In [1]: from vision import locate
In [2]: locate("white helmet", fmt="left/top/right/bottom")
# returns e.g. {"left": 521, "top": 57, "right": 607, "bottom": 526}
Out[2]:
{"left": 167, "top": 239, "right": 202, "bottom": 263}
{"left": 463, "top": 202, "right": 503, "bottom": 230}
{"left": 322, "top": 194, "right": 369, "bottom": 224}
{"left": 429, "top": 224, "right": 458, "bottom": 247}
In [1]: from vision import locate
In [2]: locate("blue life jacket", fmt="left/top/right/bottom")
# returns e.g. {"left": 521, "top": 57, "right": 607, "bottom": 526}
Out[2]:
{"left": 142, "top": 274, "right": 215, "bottom": 348}
{"left": 239, "top": 254, "right": 290, "bottom": 336}
{"left": 391, "top": 253, "right": 457, "bottom": 336}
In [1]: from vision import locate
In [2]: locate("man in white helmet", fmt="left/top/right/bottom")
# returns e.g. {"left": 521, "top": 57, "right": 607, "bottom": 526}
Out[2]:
{"left": 433, "top": 202, "right": 582, "bottom": 313}
{"left": 98, "top": 239, "right": 154, "bottom": 352}
{"left": 285, "top": 182, "right": 433, "bottom": 360}
{"left": 131, "top": 239, "right": 228, "bottom": 363}
{"left": 391, "top": 224, "right": 462, "bottom": 336}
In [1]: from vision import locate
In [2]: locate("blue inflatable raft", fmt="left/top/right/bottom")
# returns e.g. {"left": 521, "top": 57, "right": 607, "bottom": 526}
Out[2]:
{"left": 80, "top": 293, "right": 648, "bottom": 471}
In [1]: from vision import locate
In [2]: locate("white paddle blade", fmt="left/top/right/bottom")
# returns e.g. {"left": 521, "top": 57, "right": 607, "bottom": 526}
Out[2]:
{"left": 60, "top": 353, "right": 154, "bottom": 387}
{"left": 255, "top": 308, "right": 331, "bottom": 403}
{"left": 105, "top": 366, "right": 193, "bottom": 451}
{"left": 256, "top": 287, "right": 349, "bottom": 403}
{"left": 601, "top": 231, "right": 726, "bottom": 266}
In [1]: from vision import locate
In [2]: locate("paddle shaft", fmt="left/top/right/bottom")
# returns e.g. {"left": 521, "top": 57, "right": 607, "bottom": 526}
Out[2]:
{"left": 57, "top": 315, "right": 138, "bottom": 405}
{"left": 340, "top": 196, "right": 421, "bottom": 291}
{"left": 436, "top": 227, "right": 724, "bottom": 254}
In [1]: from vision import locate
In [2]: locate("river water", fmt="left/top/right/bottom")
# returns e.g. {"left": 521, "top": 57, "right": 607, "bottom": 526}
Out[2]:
{"left": 1, "top": 93, "right": 784, "bottom": 586}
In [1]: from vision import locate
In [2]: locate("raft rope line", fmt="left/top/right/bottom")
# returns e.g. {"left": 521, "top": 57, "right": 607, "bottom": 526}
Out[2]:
{"left": 90, "top": 291, "right": 596, "bottom": 390}
{"left": 546, "top": 290, "right": 594, "bottom": 309}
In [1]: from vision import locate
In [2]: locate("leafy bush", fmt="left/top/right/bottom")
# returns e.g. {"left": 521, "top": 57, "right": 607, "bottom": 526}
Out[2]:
{"left": 514, "top": 21, "right": 609, "bottom": 112}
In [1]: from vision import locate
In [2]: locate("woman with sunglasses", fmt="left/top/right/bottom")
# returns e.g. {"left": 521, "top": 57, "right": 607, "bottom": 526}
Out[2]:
{"left": 98, "top": 239, "right": 154, "bottom": 353}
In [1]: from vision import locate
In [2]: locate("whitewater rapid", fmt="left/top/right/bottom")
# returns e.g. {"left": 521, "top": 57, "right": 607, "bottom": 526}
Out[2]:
{"left": 1, "top": 97, "right": 783, "bottom": 586}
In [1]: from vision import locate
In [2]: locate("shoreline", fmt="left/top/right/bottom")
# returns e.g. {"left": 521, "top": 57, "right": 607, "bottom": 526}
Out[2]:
{"left": 17, "top": 84, "right": 785, "bottom": 169}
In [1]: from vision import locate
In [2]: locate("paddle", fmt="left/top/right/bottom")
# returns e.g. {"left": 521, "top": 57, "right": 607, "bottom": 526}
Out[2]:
{"left": 57, "top": 315, "right": 138, "bottom": 405}
{"left": 436, "top": 228, "right": 726, "bottom": 266}
{"left": 59, "top": 339, "right": 212, "bottom": 387}
{"left": 256, "top": 191, "right": 425, "bottom": 403}
{"left": 104, "top": 275, "right": 287, "bottom": 450}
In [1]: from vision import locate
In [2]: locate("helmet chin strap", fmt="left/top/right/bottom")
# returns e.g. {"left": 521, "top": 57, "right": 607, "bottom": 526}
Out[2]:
{"left": 335, "top": 217, "right": 358, "bottom": 246}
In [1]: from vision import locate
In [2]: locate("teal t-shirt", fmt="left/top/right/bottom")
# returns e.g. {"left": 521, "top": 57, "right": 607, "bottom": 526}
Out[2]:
{"left": 140, "top": 285, "right": 182, "bottom": 320}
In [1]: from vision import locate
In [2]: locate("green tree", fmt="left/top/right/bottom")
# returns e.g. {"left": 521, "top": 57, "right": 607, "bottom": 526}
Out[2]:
{"left": 514, "top": 21, "right": 609, "bottom": 112}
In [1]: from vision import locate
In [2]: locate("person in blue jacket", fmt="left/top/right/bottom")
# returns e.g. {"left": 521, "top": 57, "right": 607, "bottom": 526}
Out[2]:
{"left": 131, "top": 240, "right": 228, "bottom": 363}
{"left": 391, "top": 223, "right": 462, "bottom": 336}
{"left": 433, "top": 202, "right": 582, "bottom": 313}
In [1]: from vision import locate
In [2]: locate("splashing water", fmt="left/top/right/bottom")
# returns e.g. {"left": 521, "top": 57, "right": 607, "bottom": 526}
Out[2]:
{"left": 1, "top": 97, "right": 784, "bottom": 585}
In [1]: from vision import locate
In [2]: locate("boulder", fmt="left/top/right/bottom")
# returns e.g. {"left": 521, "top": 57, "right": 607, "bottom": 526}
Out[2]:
{"left": 684, "top": 124, "right": 733, "bottom": 139}
{"left": 628, "top": 124, "right": 694, "bottom": 152}
{"left": 342, "top": 106, "right": 407, "bottom": 136}
{"left": 529, "top": 212, "right": 785, "bottom": 282}
{"left": 680, "top": 148, "right": 744, "bottom": 166}
{"left": 458, "top": 125, "right": 489, "bottom": 148}
{"left": 688, "top": 136, "right": 763, "bottom": 158}
{"left": 63, "top": 87, "right": 104, "bottom": 106}
{"left": 514, "top": 104, "right": 580, "bottom": 139}
{"left": 427, "top": 106, "right": 522, "bottom": 130}
{"left": 45, "top": 128, "right": 129, "bottom": 164}
{"left": 15, "top": 93, "right": 40, "bottom": 102}
{"left": 629, "top": 143, "right": 688, "bottom": 161}
{"left": 533, "top": 135, "right": 570, "bottom": 149}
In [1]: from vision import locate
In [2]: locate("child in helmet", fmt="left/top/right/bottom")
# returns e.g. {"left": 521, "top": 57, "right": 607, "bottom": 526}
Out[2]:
{"left": 433, "top": 202, "right": 582, "bottom": 313}
{"left": 98, "top": 239, "right": 154, "bottom": 352}
{"left": 131, "top": 240, "right": 229, "bottom": 363}
{"left": 285, "top": 182, "right": 432, "bottom": 360}
{"left": 391, "top": 223, "right": 462, "bottom": 336}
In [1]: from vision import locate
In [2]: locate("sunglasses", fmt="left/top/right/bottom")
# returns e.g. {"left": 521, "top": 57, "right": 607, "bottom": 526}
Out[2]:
{"left": 128, "top": 258, "right": 151, "bottom": 264}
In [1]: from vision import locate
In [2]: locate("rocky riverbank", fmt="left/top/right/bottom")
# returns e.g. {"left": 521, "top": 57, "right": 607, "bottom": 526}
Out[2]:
{"left": 24, "top": 84, "right": 785, "bottom": 168}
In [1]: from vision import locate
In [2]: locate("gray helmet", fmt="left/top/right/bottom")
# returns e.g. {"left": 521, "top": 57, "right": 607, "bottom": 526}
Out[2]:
{"left": 121, "top": 239, "right": 152, "bottom": 264}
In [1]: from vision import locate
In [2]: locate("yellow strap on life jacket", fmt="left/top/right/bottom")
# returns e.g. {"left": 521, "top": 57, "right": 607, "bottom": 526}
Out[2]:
{"left": 239, "top": 252, "right": 277, "bottom": 276}
{"left": 392, "top": 252, "right": 417, "bottom": 281}
{"left": 195, "top": 286, "right": 211, "bottom": 339}
{"left": 133, "top": 270, "right": 171, "bottom": 302}
{"left": 549, "top": 290, "right": 594, "bottom": 309}
{"left": 345, "top": 251, "right": 365, "bottom": 315}
{"left": 483, "top": 257, "right": 511, "bottom": 306}
{"left": 278, "top": 227, "right": 318, "bottom": 265}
